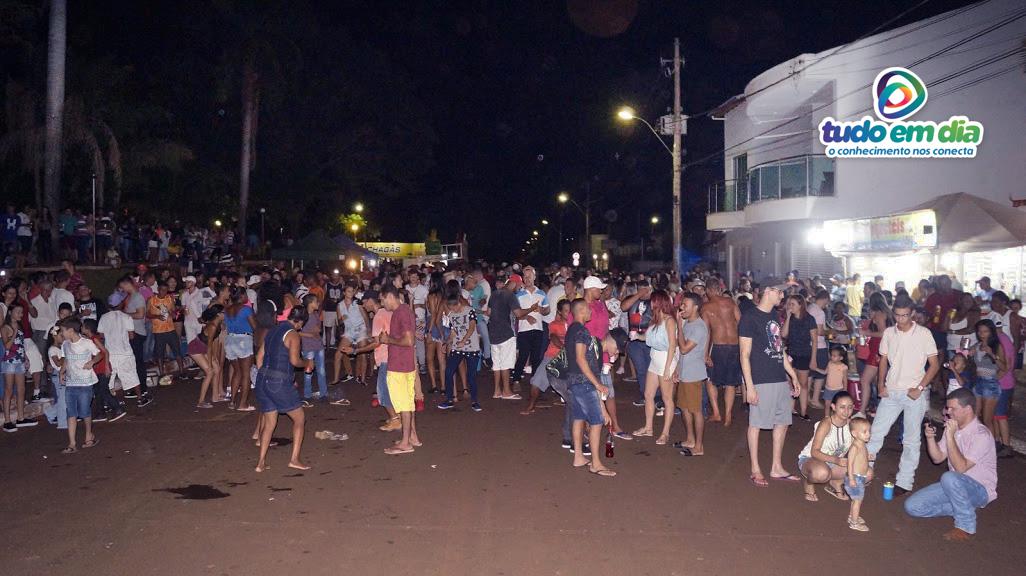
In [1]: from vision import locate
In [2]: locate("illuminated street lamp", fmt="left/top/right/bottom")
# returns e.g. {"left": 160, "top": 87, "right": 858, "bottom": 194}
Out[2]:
{"left": 214, "top": 219, "right": 222, "bottom": 228}
{"left": 617, "top": 106, "right": 636, "bottom": 121}
{"left": 541, "top": 219, "right": 549, "bottom": 226}
{"left": 532, "top": 230, "right": 539, "bottom": 237}
{"left": 354, "top": 202, "right": 364, "bottom": 213}
{"left": 651, "top": 215, "right": 660, "bottom": 225}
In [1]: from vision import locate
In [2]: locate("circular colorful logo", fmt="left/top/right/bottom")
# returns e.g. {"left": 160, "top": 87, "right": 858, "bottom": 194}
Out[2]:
{"left": 873, "top": 67, "right": 928, "bottom": 121}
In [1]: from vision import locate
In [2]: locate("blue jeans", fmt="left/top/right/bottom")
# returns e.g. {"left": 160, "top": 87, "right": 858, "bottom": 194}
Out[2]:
{"left": 866, "top": 389, "right": 929, "bottom": 490}
{"left": 904, "top": 471, "right": 989, "bottom": 534}
{"left": 376, "top": 362, "right": 391, "bottom": 408}
{"left": 444, "top": 352, "right": 479, "bottom": 401}
{"left": 627, "top": 340, "right": 651, "bottom": 396}
{"left": 476, "top": 314, "right": 491, "bottom": 359}
{"left": 302, "top": 350, "right": 327, "bottom": 398}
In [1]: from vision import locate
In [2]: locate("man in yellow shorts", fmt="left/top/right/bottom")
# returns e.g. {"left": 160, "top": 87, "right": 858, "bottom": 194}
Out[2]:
{"left": 378, "top": 285, "right": 421, "bottom": 454}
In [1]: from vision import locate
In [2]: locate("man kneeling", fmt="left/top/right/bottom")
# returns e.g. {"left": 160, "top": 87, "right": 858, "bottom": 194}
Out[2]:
{"left": 904, "top": 388, "right": 997, "bottom": 541}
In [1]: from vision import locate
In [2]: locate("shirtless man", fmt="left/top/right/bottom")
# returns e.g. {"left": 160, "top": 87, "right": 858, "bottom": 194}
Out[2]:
{"left": 701, "top": 278, "right": 742, "bottom": 426}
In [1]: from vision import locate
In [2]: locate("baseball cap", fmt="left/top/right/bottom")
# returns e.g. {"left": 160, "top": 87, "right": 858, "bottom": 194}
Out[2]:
{"left": 691, "top": 278, "right": 706, "bottom": 288}
{"left": 247, "top": 274, "right": 261, "bottom": 286}
{"left": 507, "top": 273, "right": 524, "bottom": 286}
{"left": 765, "top": 283, "right": 790, "bottom": 293}
{"left": 582, "top": 276, "right": 607, "bottom": 290}
{"left": 183, "top": 275, "right": 197, "bottom": 284}
{"left": 108, "top": 290, "right": 127, "bottom": 307}
{"left": 831, "top": 273, "right": 844, "bottom": 282}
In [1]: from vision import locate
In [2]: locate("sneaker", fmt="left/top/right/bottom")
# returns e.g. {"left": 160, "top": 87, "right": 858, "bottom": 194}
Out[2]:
{"left": 674, "top": 407, "right": 683, "bottom": 416}
{"left": 567, "top": 442, "right": 592, "bottom": 456}
{"left": 438, "top": 401, "right": 455, "bottom": 410}
{"left": 16, "top": 419, "right": 38, "bottom": 427}
{"left": 632, "top": 399, "right": 645, "bottom": 407}
{"left": 108, "top": 410, "right": 127, "bottom": 422}
{"left": 124, "top": 390, "right": 139, "bottom": 399}
{"left": 471, "top": 402, "right": 482, "bottom": 412}
{"left": 340, "top": 375, "right": 355, "bottom": 383}
{"left": 379, "top": 418, "right": 401, "bottom": 432}
{"left": 3, "top": 422, "right": 17, "bottom": 433}
{"left": 137, "top": 397, "right": 153, "bottom": 408}
{"left": 561, "top": 439, "right": 572, "bottom": 450}
{"left": 656, "top": 407, "right": 665, "bottom": 417}
{"left": 92, "top": 414, "right": 109, "bottom": 423}
{"left": 998, "top": 444, "right": 1014, "bottom": 459}
{"left": 415, "top": 399, "right": 425, "bottom": 412}
{"left": 612, "top": 431, "right": 633, "bottom": 440}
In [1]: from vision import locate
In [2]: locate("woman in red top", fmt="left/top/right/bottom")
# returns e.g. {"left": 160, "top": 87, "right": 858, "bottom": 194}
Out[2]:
{"left": 857, "top": 292, "right": 892, "bottom": 416}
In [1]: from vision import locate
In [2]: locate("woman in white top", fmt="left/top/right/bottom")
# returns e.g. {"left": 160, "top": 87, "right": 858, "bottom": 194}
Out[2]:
{"left": 633, "top": 289, "right": 679, "bottom": 445}
{"left": 798, "top": 392, "right": 872, "bottom": 502}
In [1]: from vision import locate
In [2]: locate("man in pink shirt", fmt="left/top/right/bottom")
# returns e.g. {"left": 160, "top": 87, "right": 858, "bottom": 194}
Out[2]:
{"left": 582, "top": 276, "right": 628, "bottom": 439}
{"left": 905, "top": 388, "right": 998, "bottom": 541}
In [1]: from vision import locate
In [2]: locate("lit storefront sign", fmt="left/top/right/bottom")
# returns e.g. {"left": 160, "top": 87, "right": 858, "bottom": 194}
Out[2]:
{"left": 360, "top": 242, "right": 427, "bottom": 258}
{"left": 824, "top": 209, "right": 937, "bottom": 253}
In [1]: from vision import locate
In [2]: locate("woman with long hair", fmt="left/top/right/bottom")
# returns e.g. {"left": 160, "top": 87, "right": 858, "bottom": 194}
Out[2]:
{"left": 972, "top": 319, "right": 1006, "bottom": 431}
{"left": 299, "top": 294, "right": 329, "bottom": 403}
{"left": 2, "top": 303, "right": 34, "bottom": 430}
{"left": 782, "top": 294, "right": 816, "bottom": 420}
{"left": 857, "top": 292, "right": 893, "bottom": 417}
{"left": 334, "top": 284, "right": 370, "bottom": 386}
{"left": 190, "top": 304, "right": 224, "bottom": 408}
{"left": 223, "top": 286, "right": 257, "bottom": 410}
{"left": 424, "top": 283, "right": 446, "bottom": 395}
{"left": 633, "top": 289, "right": 679, "bottom": 445}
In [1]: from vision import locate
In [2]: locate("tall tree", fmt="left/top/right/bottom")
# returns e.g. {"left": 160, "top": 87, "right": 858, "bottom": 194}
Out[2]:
{"left": 43, "top": 0, "right": 66, "bottom": 248}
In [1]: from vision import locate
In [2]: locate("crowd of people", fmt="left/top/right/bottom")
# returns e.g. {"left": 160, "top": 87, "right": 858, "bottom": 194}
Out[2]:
{"left": 0, "top": 257, "right": 1014, "bottom": 540}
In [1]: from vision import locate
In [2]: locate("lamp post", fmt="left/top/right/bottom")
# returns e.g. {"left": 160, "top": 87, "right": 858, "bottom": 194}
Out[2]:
{"left": 354, "top": 202, "right": 364, "bottom": 214}
{"left": 558, "top": 190, "right": 591, "bottom": 260}
{"left": 350, "top": 222, "right": 359, "bottom": 242}
{"left": 616, "top": 44, "right": 685, "bottom": 277}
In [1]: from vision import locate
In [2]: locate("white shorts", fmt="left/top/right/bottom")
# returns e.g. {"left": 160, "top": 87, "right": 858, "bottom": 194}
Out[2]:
{"left": 109, "top": 353, "right": 141, "bottom": 391}
{"left": 490, "top": 338, "right": 517, "bottom": 371}
{"left": 24, "top": 339, "right": 44, "bottom": 373}
{"left": 322, "top": 310, "right": 337, "bottom": 328}
{"left": 648, "top": 349, "right": 679, "bottom": 376}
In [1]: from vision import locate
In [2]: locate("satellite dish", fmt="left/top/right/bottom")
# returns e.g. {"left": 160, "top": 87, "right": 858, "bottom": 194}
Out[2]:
{"left": 604, "top": 209, "right": 618, "bottom": 223}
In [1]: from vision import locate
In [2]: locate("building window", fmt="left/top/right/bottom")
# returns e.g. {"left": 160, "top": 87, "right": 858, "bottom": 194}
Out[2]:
{"left": 811, "top": 156, "right": 835, "bottom": 196}
{"left": 780, "top": 161, "right": 806, "bottom": 199}
{"left": 760, "top": 165, "right": 780, "bottom": 200}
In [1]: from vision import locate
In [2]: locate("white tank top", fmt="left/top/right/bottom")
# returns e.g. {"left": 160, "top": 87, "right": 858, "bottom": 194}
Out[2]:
{"left": 799, "top": 419, "right": 852, "bottom": 459}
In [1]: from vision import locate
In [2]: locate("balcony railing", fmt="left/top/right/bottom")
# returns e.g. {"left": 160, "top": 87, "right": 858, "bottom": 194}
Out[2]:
{"left": 707, "top": 154, "right": 835, "bottom": 214}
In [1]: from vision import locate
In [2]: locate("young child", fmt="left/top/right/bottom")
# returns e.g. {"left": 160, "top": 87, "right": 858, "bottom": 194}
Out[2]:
{"left": 59, "top": 318, "right": 102, "bottom": 453}
{"left": 845, "top": 417, "right": 872, "bottom": 532}
{"left": 945, "top": 353, "right": 975, "bottom": 395}
{"left": 823, "top": 345, "right": 848, "bottom": 416}
{"left": 82, "top": 318, "right": 125, "bottom": 422}
{"left": 46, "top": 326, "right": 67, "bottom": 430}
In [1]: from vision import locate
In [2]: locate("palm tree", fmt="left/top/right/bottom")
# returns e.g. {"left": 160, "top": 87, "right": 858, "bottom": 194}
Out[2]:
{"left": 43, "top": 0, "right": 66, "bottom": 249}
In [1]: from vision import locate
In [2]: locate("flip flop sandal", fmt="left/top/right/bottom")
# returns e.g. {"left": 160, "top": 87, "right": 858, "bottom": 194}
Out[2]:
{"left": 61, "top": 446, "right": 77, "bottom": 454}
{"left": 573, "top": 460, "right": 592, "bottom": 468}
{"left": 824, "top": 486, "right": 850, "bottom": 501}
{"left": 750, "top": 475, "right": 769, "bottom": 488}
{"left": 679, "top": 448, "right": 695, "bottom": 457}
{"left": 83, "top": 438, "right": 100, "bottom": 448}
{"left": 502, "top": 394, "right": 522, "bottom": 400}
{"left": 330, "top": 398, "right": 351, "bottom": 406}
{"left": 656, "top": 435, "right": 668, "bottom": 445}
{"left": 589, "top": 467, "right": 616, "bottom": 477}
{"left": 632, "top": 429, "right": 653, "bottom": 437}
{"left": 384, "top": 446, "right": 415, "bottom": 455}
{"left": 770, "top": 474, "right": 802, "bottom": 482}
{"left": 804, "top": 491, "right": 819, "bottom": 502}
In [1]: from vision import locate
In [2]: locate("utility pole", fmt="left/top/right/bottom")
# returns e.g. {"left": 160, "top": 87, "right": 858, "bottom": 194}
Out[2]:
{"left": 671, "top": 38, "right": 683, "bottom": 278}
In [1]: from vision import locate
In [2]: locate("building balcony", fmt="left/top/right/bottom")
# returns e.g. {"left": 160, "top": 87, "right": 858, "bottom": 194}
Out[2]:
{"left": 707, "top": 154, "right": 835, "bottom": 230}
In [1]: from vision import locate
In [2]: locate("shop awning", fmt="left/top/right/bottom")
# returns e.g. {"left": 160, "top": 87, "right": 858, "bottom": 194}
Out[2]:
{"left": 271, "top": 230, "right": 375, "bottom": 261}
{"left": 905, "top": 192, "right": 1026, "bottom": 253}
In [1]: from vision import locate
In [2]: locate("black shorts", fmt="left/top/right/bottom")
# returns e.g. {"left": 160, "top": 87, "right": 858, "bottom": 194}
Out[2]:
{"left": 709, "top": 344, "right": 742, "bottom": 386}
{"left": 790, "top": 354, "right": 811, "bottom": 371}
{"left": 153, "top": 331, "right": 181, "bottom": 359}
{"left": 811, "top": 348, "right": 829, "bottom": 378}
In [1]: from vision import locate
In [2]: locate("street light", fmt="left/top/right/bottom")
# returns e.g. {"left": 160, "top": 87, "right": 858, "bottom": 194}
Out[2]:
{"left": 532, "top": 230, "right": 539, "bottom": 236}
{"left": 557, "top": 190, "right": 591, "bottom": 261}
{"left": 214, "top": 219, "right": 222, "bottom": 228}
{"left": 541, "top": 219, "right": 549, "bottom": 226}
{"left": 354, "top": 202, "right": 364, "bottom": 213}
{"left": 350, "top": 222, "right": 360, "bottom": 241}
{"left": 617, "top": 106, "right": 636, "bottom": 121}
{"left": 651, "top": 215, "right": 659, "bottom": 225}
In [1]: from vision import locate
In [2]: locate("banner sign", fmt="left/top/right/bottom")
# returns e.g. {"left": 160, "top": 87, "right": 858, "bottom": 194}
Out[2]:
{"left": 825, "top": 209, "right": 937, "bottom": 252}
{"left": 360, "top": 242, "right": 426, "bottom": 258}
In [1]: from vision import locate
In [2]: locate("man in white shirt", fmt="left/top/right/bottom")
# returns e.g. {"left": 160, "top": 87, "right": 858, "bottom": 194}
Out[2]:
{"left": 867, "top": 294, "right": 940, "bottom": 495}
{"left": 180, "top": 276, "right": 205, "bottom": 344}
{"left": 98, "top": 293, "right": 146, "bottom": 405}
{"left": 511, "top": 266, "right": 549, "bottom": 384}
{"left": 246, "top": 275, "right": 261, "bottom": 313}
{"left": 806, "top": 290, "right": 830, "bottom": 409}
{"left": 407, "top": 272, "right": 430, "bottom": 370}
{"left": 29, "top": 280, "right": 57, "bottom": 356}
{"left": 52, "top": 271, "right": 75, "bottom": 312}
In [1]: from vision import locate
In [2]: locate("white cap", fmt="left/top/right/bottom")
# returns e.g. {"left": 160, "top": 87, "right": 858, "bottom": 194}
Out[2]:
{"left": 247, "top": 275, "right": 261, "bottom": 286}
{"left": 582, "top": 276, "right": 607, "bottom": 290}
{"left": 183, "top": 276, "right": 197, "bottom": 284}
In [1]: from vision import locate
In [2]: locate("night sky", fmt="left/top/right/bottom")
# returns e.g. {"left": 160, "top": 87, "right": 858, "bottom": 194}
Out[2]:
{"left": 1, "top": 0, "right": 976, "bottom": 260}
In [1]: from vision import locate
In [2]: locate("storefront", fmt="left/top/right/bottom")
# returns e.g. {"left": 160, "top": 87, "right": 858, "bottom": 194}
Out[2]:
{"left": 824, "top": 193, "right": 1026, "bottom": 296}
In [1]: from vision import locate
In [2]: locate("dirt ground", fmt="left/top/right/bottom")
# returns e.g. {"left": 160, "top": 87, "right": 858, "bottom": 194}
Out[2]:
{"left": 2, "top": 369, "right": 1024, "bottom": 576}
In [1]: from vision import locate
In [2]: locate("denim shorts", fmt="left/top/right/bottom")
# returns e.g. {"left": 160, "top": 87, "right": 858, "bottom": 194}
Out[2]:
{"left": 995, "top": 387, "right": 1014, "bottom": 419}
{"left": 569, "top": 380, "right": 604, "bottom": 426}
{"left": 225, "top": 333, "right": 254, "bottom": 360}
{"left": 600, "top": 371, "right": 614, "bottom": 399}
{"left": 974, "top": 376, "right": 1000, "bottom": 400}
{"left": 844, "top": 474, "right": 867, "bottom": 501}
{"left": 1, "top": 360, "right": 26, "bottom": 375}
{"left": 65, "top": 386, "right": 94, "bottom": 419}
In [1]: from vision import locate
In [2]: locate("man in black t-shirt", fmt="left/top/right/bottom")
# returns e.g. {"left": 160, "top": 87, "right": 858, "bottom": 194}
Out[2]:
{"left": 323, "top": 271, "right": 345, "bottom": 346}
{"left": 740, "top": 284, "right": 800, "bottom": 487}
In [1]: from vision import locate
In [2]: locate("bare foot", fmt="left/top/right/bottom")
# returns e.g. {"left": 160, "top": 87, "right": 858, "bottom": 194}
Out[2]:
{"left": 724, "top": 417, "right": 732, "bottom": 427}
{"left": 288, "top": 461, "right": 311, "bottom": 471}
{"left": 708, "top": 414, "right": 722, "bottom": 423}
{"left": 519, "top": 408, "right": 536, "bottom": 415}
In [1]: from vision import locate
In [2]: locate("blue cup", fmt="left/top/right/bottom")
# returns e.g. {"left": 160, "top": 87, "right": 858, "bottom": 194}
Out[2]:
{"left": 882, "top": 482, "right": 894, "bottom": 501}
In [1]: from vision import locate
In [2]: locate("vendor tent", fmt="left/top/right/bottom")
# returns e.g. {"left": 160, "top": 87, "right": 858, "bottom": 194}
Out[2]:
{"left": 904, "top": 192, "right": 1026, "bottom": 252}
{"left": 271, "top": 230, "right": 374, "bottom": 261}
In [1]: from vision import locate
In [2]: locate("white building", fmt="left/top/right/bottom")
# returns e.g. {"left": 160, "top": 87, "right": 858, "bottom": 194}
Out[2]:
{"left": 707, "top": 0, "right": 1026, "bottom": 294}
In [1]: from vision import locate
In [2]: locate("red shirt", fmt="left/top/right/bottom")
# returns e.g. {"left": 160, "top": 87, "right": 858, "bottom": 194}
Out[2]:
{"left": 585, "top": 298, "right": 609, "bottom": 339}
{"left": 924, "top": 291, "right": 959, "bottom": 331}
{"left": 386, "top": 304, "right": 416, "bottom": 372}
{"left": 546, "top": 318, "right": 567, "bottom": 358}
{"left": 90, "top": 335, "right": 111, "bottom": 376}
